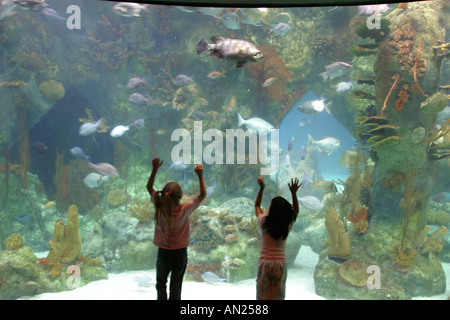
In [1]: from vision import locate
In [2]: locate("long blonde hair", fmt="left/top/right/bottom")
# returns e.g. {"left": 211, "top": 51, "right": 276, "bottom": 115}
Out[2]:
{"left": 153, "top": 182, "right": 183, "bottom": 233}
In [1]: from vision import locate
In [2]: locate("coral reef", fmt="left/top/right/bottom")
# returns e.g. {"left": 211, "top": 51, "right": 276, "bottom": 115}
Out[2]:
{"left": 126, "top": 197, "right": 154, "bottom": 224}
{"left": 47, "top": 205, "right": 81, "bottom": 264}
{"left": 346, "top": 207, "right": 369, "bottom": 234}
{"left": 337, "top": 260, "right": 370, "bottom": 288}
{"left": 324, "top": 204, "right": 350, "bottom": 260}
{"left": 4, "top": 233, "right": 24, "bottom": 250}
{"left": 38, "top": 80, "right": 65, "bottom": 102}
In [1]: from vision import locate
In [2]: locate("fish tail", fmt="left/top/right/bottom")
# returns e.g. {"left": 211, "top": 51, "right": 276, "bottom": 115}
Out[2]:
{"left": 324, "top": 101, "right": 332, "bottom": 114}
{"left": 237, "top": 113, "right": 245, "bottom": 128}
{"left": 197, "top": 38, "right": 210, "bottom": 55}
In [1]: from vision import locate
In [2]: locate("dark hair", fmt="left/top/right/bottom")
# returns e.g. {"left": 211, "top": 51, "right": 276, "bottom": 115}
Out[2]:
{"left": 153, "top": 182, "right": 183, "bottom": 233}
{"left": 262, "top": 196, "right": 295, "bottom": 240}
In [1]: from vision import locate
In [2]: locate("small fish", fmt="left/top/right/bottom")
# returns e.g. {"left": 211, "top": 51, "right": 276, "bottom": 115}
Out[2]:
{"left": 320, "top": 62, "right": 352, "bottom": 81}
{"left": 174, "top": 74, "right": 194, "bottom": 86}
{"left": 197, "top": 97, "right": 209, "bottom": 106}
{"left": 336, "top": 81, "right": 353, "bottom": 93}
{"left": 170, "top": 160, "right": 187, "bottom": 171}
{"left": 237, "top": 113, "right": 274, "bottom": 132}
{"left": 358, "top": 4, "right": 390, "bottom": 15}
{"left": 32, "top": 141, "right": 48, "bottom": 154}
{"left": 132, "top": 118, "right": 145, "bottom": 129}
{"left": 222, "top": 96, "right": 236, "bottom": 111}
{"left": 133, "top": 275, "right": 153, "bottom": 288}
{"left": 41, "top": 7, "right": 66, "bottom": 21}
{"left": 298, "top": 99, "right": 331, "bottom": 114}
{"left": 88, "top": 162, "right": 119, "bottom": 176}
{"left": 206, "top": 182, "right": 217, "bottom": 198}
{"left": 287, "top": 136, "right": 295, "bottom": 152}
{"left": 197, "top": 36, "right": 263, "bottom": 68}
{"left": 285, "top": 154, "right": 291, "bottom": 167}
{"left": 298, "top": 119, "right": 311, "bottom": 128}
{"left": 313, "top": 180, "right": 338, "bottom": 193}
{"left": 201, "top": 271, "right": 227, "bottom": 283}
{"left": 300, "top": 171, "right": 314, "bottom": 189}
{"left": 193, "top": 111, "right": 208, "bottom": 120}
{"left": 308, "top": 134, "right": 341, "bottom": 156}
{"left": 207, "top": 70, "right": 225, "bottom": 79}
{"left": 128, "top": 93, "right": 150, "bottom": 105}
{"left": 269, "top": 23, "right": 291, "bottom": 36}
{"left": 44, "top": 200, "right": 56, "bottom": 209}
{"left": 221, "top": 12, "right": 240, "bottom": 30}
{"left": 110, "top": 125, "right": 130, "bottom": 138}
{"left": 298, "top": 196, "right": 323, "bottom": 211}
{"left": 83, "top": 172, "right": 109, "bottom": 188}
{"left": 126, "top": 77, "right": 146, "bottom": 89}
{"left": 13, "top": 214, "right": 34, "bottom": 225}
{"left": 156, "top": 129, "right": 167, "bottom": 135}
{"left": 112, "top": 2, "right": 151, "bottom": 17}
{"left": 79, "top": 118, "right": 103, "bottom": 136}
{"left": 262, "top": 77, "right": 276, "bottom": 87}
{"left": 181, "top": 118, "right": 194, "bottom": 124}
{"left": 70, "top": 147, "right": 90, "bottom": 161}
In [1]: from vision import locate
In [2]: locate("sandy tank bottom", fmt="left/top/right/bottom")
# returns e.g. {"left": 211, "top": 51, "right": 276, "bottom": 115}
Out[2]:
{"left": 17, "top": 246, "right": 450, "bottom": 300}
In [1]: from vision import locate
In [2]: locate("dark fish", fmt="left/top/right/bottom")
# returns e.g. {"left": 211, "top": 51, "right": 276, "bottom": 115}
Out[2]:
{"left": 13, "top": 214, "right": 34, "bottom": 225}
{"left": 288, "top": 136, "right": 294, "bottom": 152}
{"left": 33, "top": 141, "right": 48, "bottom": 154}
{"left": 197, "top": 36, "right": 263, "bottom": 68}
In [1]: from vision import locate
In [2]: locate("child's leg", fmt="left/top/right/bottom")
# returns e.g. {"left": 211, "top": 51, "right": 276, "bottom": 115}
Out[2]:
{"left": 169, "top": 247, "right": 188, "bottom": 300}
{"left": 256, "top": 261, "right": 287, "bottom": 300}
{"left": 156, "top": 248, "right": 172, "bottom": 300}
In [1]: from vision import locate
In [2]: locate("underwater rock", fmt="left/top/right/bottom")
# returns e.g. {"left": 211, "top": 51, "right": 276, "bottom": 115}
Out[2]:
{"left": 337, "top": 260, "right": 370, "bottom": 288}
{"left": 47, "top": 205, "right": 81, "bottom": 264}
{"left": 38, "top": 80, "right": 65, "bottom": 102}
{"left": 420, "top": 92, "right": 449, "bottom": 113}
{"left": 218, "top": 197, "right": 254, "bottom": 218}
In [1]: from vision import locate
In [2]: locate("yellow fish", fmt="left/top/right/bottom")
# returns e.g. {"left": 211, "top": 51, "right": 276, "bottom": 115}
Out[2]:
{"left": 313, "top": 180, "right": 338, "bottom": 193}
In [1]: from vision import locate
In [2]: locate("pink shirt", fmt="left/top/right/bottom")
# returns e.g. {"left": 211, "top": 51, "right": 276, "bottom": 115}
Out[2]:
{"left": 258, "top": 215, "right": 292, "bottom": 262}
{"left": 152, "top": 193, "right": 201, "bottom": 250}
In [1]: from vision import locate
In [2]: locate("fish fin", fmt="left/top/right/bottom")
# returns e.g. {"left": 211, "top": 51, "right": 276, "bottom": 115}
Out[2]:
{"left": 211, "top": 36, "right": 225, "bottom": 43}
{"left": 320, "top": 71, "right": 328, "bottom": 81}
{"left": 324, "top": 101, "right": 332, "bottom": 114}
{"left": 209, "top": 51, "right": 223, "bottom": 59}
{"left": 141, "top": 4, "right": 152, "bottom": 14}
{"left": 237, "top": 113, "right": 245, "bottom": 127}
{"left": 197, "top": 38, "right": 210, "bottom": 55}
{"left": 308, "top": 133, "right": 313, "bottom": 146}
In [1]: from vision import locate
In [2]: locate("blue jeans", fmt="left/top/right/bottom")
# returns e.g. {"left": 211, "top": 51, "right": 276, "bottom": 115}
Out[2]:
{"left": 156, "top": 247, "right": 188, "bottom": 300}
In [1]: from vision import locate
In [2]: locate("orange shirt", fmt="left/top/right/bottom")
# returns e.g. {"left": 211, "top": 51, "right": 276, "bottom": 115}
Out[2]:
{"left": 258, "top": 215, "right": 292, "bottom": 262}
{"left": 152, "top": 193, "right": 201, "bottom": 250}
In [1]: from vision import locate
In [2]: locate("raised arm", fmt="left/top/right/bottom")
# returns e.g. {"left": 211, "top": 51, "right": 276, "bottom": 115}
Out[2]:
{"left": 194, "top": 164, "right": 206, "bottom": 202}
{"left": 146, "top": 157, "right": 163, "bottom": 196}
{"left": 288, "top": 178, "right": 301, "bottom": 219}
{"left": 255, "top": 177, "right": 265, "bottom": 218}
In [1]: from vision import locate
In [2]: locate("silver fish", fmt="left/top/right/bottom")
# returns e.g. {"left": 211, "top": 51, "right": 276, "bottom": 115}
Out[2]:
{"left": 128, "top": 93, "right": 150, "bottom": 105}
{"left": 237, "top": 113, "right": 274, "bottom": 132}
{"left": 206, "top": 182, "right": 217, "bottom": 198}
{"left": 126, "top": 77, "right": 146, "bottom": 89}
{"left": 174, "top": 74, "right": 194, "bottom": 86}
{"left": 110, "top": 125, "right": 130, "bottom": 138}
{"left": 197, "top": 36, "right": 263, "bottom": 68}
{"left": 320, "top": 62, "right": 352, "bottom": 81}
{"left": 269, "top": 23, "right": 291, "bottom": 36}
{"left": 41, "top": 7, "right": 65, "bottom": 21}
{"left": 298, "top": 99, "right": 331, "bottom": 114}
{"left": 201, "top": 271, "right": 227, "bottom": 283}
{"left": 83, "top": 172, "right": 109, "bottom": 188}
{"left": 79, "top": 118, "right": 103, "bottom": 136}
{"left": 70, "top": 147, "right": 90, "bottom": 161}
{"left": 112, "top": 2, "right": 151, "bottom": 17}
{"left": 336, "top": 81, "right": 352, "bottom": 93}
{"left": 308, "top": 134, "right": 341, "bottom": 155}
{"left": 170, "top": 160, "right": 187, "bottom": 171}
{"left": 88, "top": 162, "right": 119, "bottom": 176}
{"left": 298, "top": 119, "right": 311, "bottom": 128}
{"left": 298, "top": 196, "right": 323, "bottom": 211}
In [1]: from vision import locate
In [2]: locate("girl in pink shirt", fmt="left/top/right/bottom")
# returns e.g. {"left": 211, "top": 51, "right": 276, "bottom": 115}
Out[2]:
{"left": 255, "top": 176, "right": 301, "bottom": 300}
{"left": 147, "top": 157, "right": 206, "bottom": 300}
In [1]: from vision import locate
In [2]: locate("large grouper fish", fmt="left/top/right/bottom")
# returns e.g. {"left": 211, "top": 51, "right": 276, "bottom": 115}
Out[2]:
{"left": 197, "top": 36, "right": 263, "bottom": 68}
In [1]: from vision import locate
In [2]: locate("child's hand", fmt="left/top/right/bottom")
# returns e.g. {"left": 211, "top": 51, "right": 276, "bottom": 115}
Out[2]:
{"left": 257, "top": 177, "right": 265, "bottom": 188}
{"left": 194, "top": 164, "right": 203, "bottom": 176}
{"left": 152, "top": 157, "right": 163, "bottom": 170}
{"left": 288, "top": 178, "right": 301, "bottom": 194}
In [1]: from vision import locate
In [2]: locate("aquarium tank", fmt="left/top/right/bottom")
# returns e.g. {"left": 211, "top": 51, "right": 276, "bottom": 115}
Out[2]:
{"left": 0, "top": 0, "right": 449, "bottom": 300}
